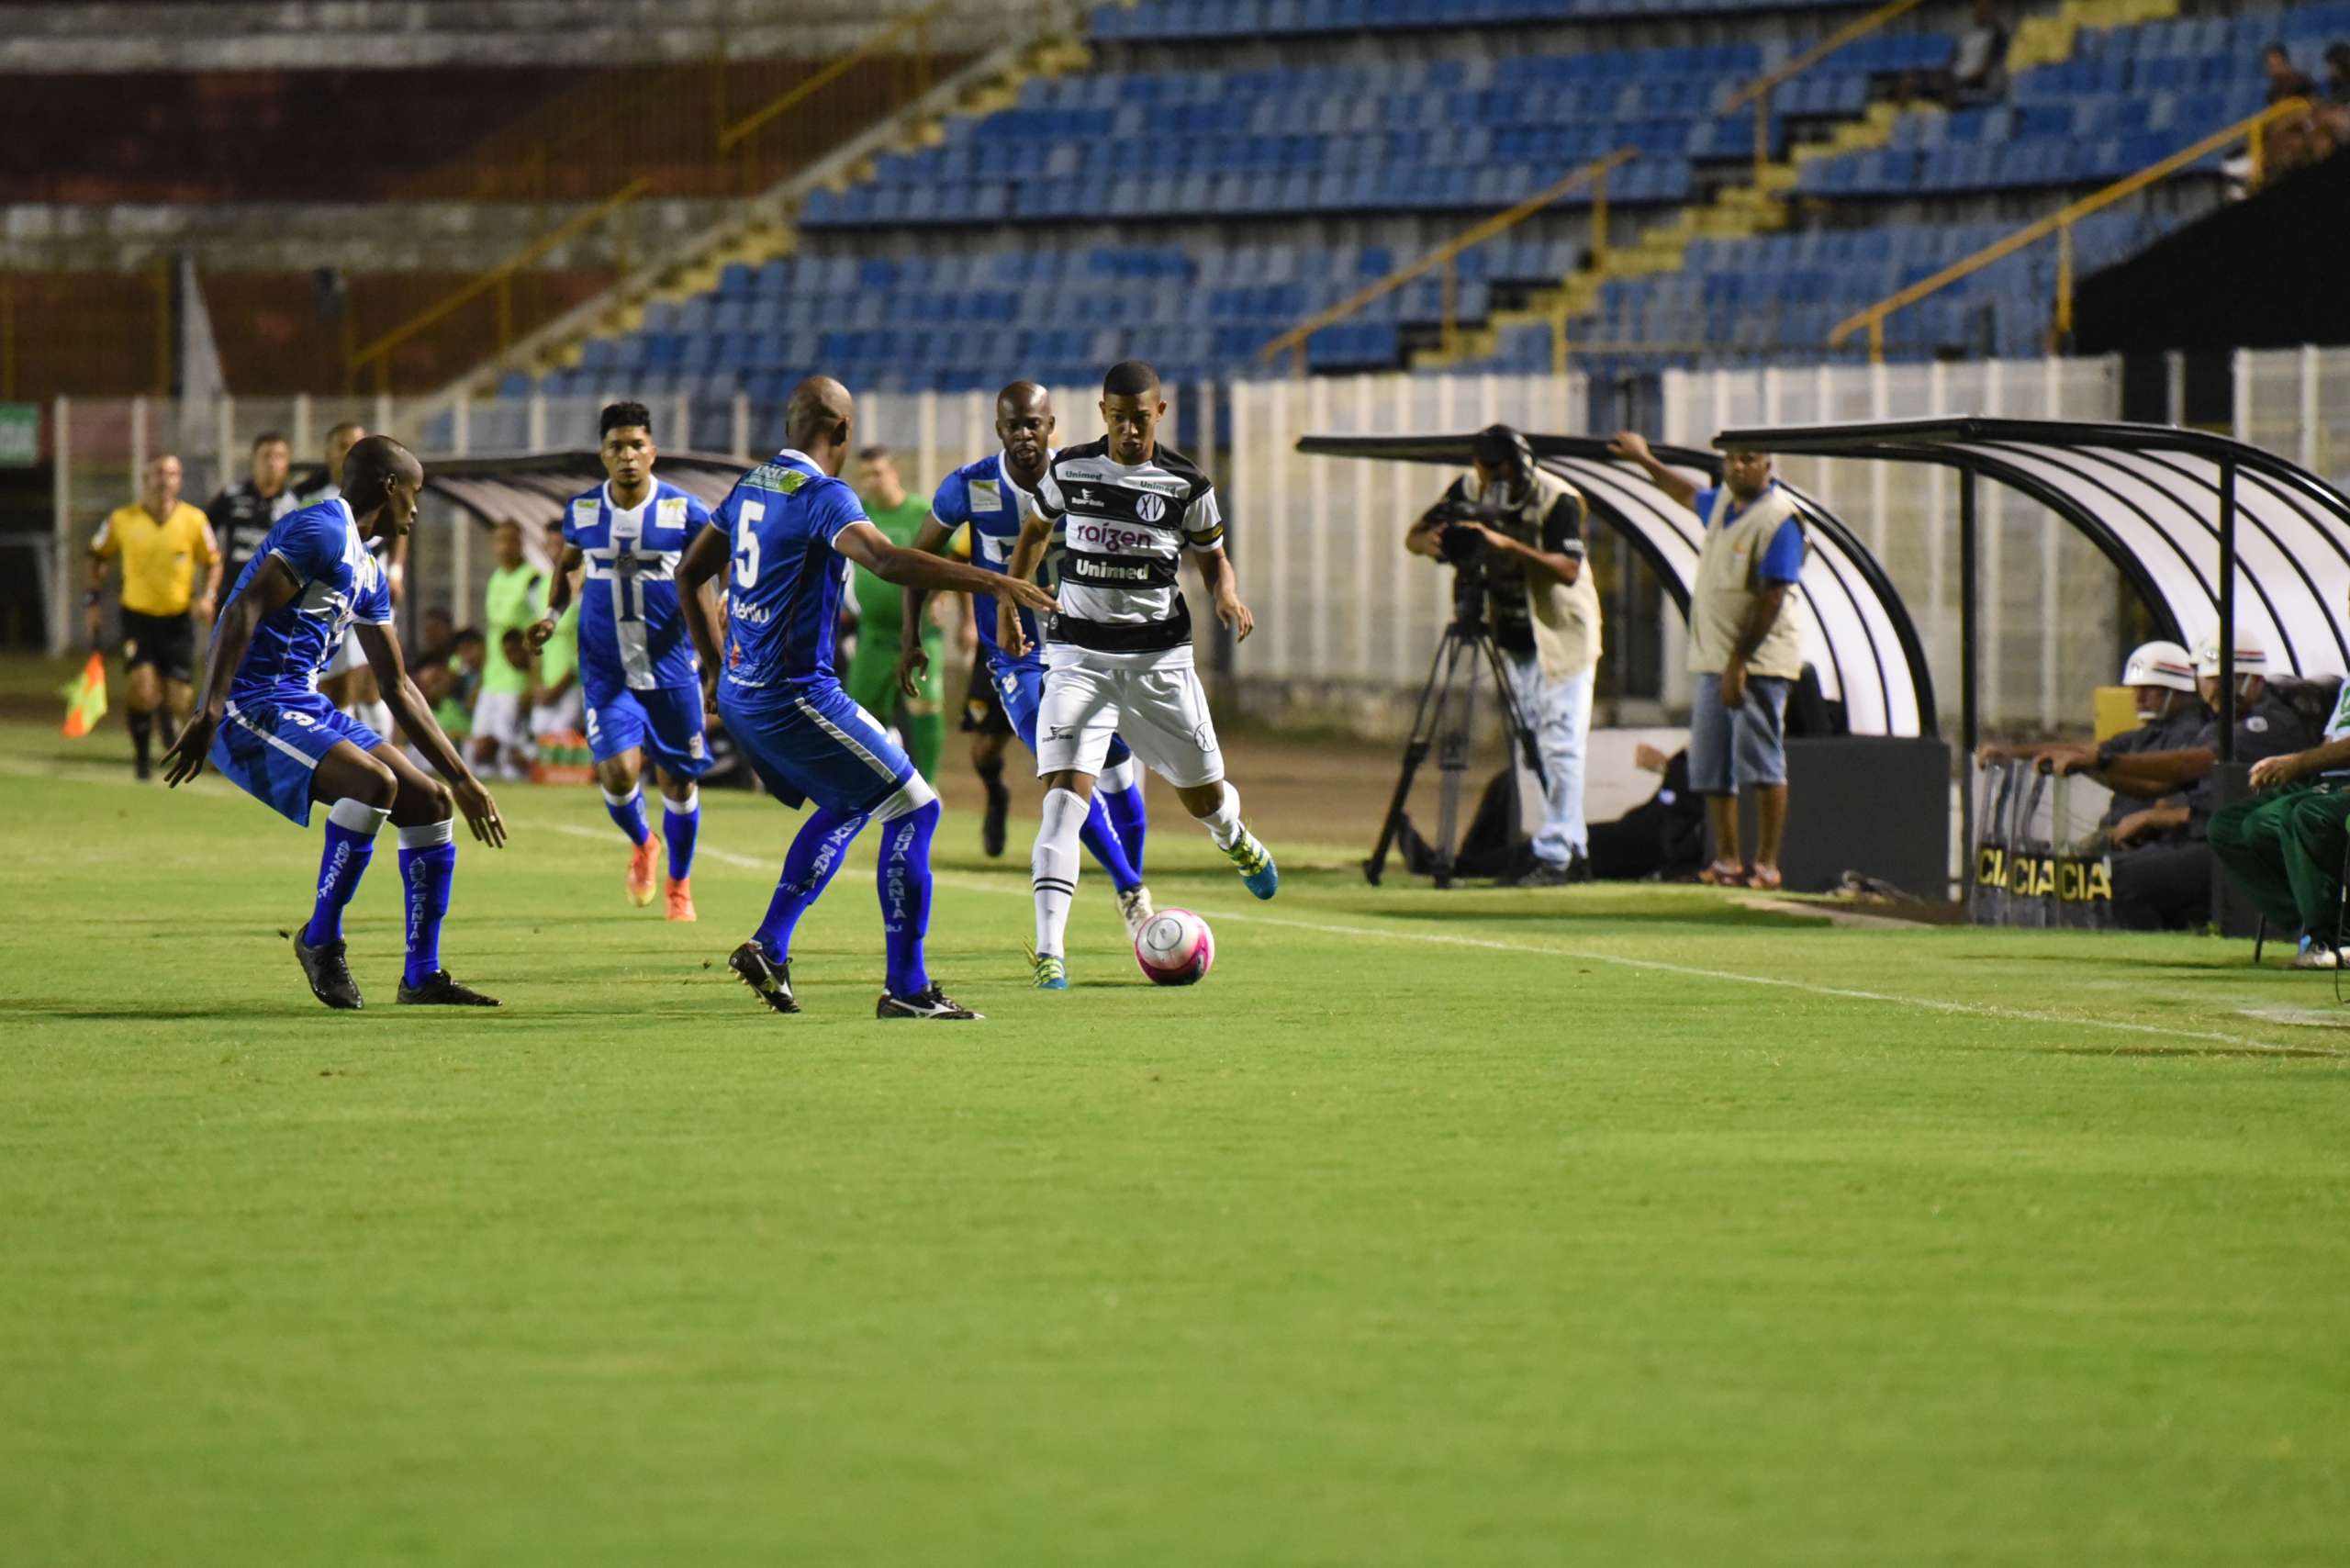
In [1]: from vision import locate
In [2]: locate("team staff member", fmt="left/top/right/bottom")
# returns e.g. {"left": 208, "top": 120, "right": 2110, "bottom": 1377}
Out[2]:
{"left": 208, "top": 430, "right": 297, "bottom": 579}
{"left": 2210, "top": 673, "right": 2350, "bottom": 969}
{"left": 2098, "top": 638, "right": 2311, "bottom": 931}
{"left": 1405, "top": 423, "right": 1603, "bottom": 885}
{"left": 845, "top": 445, "right": 946, "bottom": 781}
{"left": 87, "top": 453, "right": 221, "bottom": 779}
{"left": 1612, "top": 430, "right": 1805, "bottom": 890}
{"left": 472, "top": 520, "right": 543, "bottom": 781}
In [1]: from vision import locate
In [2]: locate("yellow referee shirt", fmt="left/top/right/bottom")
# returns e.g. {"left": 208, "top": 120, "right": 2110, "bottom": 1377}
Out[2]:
{"left": 92, "top": 502, "right": 218, "bottom": 616}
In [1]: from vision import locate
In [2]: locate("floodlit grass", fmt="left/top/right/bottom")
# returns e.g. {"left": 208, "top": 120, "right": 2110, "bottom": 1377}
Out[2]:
{"left": 5, "top": 713, "right": 2349, "bottom": 1565}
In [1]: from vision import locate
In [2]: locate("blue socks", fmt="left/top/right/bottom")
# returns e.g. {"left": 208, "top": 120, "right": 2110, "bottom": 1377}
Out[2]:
{"left": 305, "top": 797, "right": 389, "bottom": 947}
{"left": 397, "top": 820, "right": 457, "bottom": 987}
{"left": 1078, "top": 793, "right": 1143, "bottom": 894}
{"left": 603, "top": 786, "right": 652, "bottom": 848}
{"left": 756, "top": 805, "right": 867, "bottom": 960}
{"left": 1101, "top": 751, "right": 1148, "bottom": 875}
{"left": 663, "top": 788, "right": 699, "bottom": 882}
{"left": 878, "top": 799, "right": 940, "bottom": 999}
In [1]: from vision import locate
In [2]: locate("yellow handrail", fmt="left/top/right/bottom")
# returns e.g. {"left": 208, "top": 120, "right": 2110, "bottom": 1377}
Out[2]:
{"left": 1722, "top": 0, "right": 1926, "bottom": 187}
{"left": 1829, "top": 98, "right": 2312, "bottom": 362}
{"left": 1257, "top": 147, "right": 1638, "bottom": 375}
{"left": 350, "top": 5, "right": 948, "bottom": 392}
{"left": 718, "top": 0, "right": 943, "bottom": 181}
{"left": 346, "top": 178, "right": 651, "bottom": 393}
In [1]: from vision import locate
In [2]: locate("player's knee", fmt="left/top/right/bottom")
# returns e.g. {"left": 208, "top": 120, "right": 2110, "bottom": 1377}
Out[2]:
{"left": 874, "top": 773, "right": 940, "bottom": 822}
{"left": 403, "top": 773, "right": 453, "bottom": 822}
{"left": 350, "top": 755, "right": 399, "bottom": 809}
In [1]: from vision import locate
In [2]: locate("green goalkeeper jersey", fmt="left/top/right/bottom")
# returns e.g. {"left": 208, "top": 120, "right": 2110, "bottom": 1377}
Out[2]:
{"left": 849, "top": 493, "right": 936, "bottom": 646}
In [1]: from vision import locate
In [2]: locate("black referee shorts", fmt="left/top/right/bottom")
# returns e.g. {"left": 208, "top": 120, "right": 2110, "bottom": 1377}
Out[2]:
{"left": 121, "top": 609, "right": 196, "bottom": 685}
{"left": 960, "top": 652, "right": 1013, "bottom": 737}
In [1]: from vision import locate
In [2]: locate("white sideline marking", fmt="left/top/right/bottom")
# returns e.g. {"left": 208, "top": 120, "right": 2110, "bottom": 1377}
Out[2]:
{"left": 543, "top": 821, "right": 2333, "bottom": 1058}
{"left": 8, "top": 753, "right": 2328, "bottom": 1058}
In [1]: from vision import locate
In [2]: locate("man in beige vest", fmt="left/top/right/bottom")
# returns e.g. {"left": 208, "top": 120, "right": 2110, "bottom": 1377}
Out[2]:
{"left": 1611, "top": 432, "right": 1806, "bottom": 889}
{"left": 1406, "top": 424, "right": 1604, "bottom": 884}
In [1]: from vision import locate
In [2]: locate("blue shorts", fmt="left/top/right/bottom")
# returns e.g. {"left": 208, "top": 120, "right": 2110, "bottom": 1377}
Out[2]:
{"left": 987, "top": 651, "right": 1131, "bottom": 768}
{"left": 583, "top": 679, "right": 711, "bottom": 778}
{"left": 211, "top": 688, "right": 384, "bottom": 826}
{"left": 719, "top": 678, "right": 913, "bottom": 816}
{"left": 1688, "top": 672, "right": 1791, "bottom": 793}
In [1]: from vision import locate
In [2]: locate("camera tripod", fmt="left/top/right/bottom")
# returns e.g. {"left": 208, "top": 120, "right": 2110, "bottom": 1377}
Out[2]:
{"left": 1364, "top": 586, "right": 1549, "bottom": 888}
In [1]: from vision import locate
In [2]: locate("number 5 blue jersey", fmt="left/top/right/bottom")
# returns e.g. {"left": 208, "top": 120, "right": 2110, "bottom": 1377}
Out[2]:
{"left": 932, "top": 448, "right": 1051, "bottom": 663}
{"left": 563, "top": 478, "right": 715, "bottom": 695}
{"left": 710, "top": 448, "right": 871, "bottom": 690}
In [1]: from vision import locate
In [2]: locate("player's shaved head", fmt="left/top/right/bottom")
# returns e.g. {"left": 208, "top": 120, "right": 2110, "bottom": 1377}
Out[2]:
{"left": 997, "top": 380, "right": 1050, "bottom": 419}
{"left": 341, "top": 434, "right": 424, "bottom": 539}
{"left": 785, "top": 375, "right": 855, "bottom": 473}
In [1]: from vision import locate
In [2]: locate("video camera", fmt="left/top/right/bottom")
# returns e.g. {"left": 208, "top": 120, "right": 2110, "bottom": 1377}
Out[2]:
{"left": 1419, "top": 423, "right": 1536, "bottom": 614}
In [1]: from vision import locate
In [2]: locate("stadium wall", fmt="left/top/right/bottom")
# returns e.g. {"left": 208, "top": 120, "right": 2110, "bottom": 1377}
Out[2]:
{"left": 32, "top": 349, "right": 2350, "bottom": 741}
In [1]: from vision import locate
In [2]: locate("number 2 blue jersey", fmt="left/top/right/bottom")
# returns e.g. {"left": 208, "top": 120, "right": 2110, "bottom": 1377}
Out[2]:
{"left": 562, "top": 478, "right": 714, "bottom": 695}
{"left": 219, "top": 498, "right": 393, "bottom": 699}
{"left": 931, "top": 448, "right": 1050, "bottom": 664}
{"left": 710, "top": 448, "right": 871, "bottom": 691}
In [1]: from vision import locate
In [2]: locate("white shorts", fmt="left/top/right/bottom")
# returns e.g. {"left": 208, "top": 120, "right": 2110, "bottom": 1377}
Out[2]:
{"left": 324, "top": 633, "right": 367, "bottom": 678}
{"left": 473, "top": 689, "right": 529, "bottom": 750}
{"left": 1035, "top": 646, "right": 1225, "bottom": 789}
{"left": 530, "top": 689, "right": 584, "bottom": 738}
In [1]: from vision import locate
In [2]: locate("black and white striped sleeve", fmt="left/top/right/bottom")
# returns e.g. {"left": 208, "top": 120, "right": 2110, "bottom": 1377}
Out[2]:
{"left": 1183, "top": 484, "right": 1225, "bottom": 553}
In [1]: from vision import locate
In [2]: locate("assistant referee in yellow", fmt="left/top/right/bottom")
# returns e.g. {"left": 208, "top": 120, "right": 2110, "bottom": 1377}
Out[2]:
{"left": 86, "top": 452, "right": 221, "bottom": 779}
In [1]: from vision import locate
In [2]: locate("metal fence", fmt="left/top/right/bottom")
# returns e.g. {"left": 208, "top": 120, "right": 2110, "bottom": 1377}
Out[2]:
{"left": 38, "top": 347, "right": 2350, "bottom": 740}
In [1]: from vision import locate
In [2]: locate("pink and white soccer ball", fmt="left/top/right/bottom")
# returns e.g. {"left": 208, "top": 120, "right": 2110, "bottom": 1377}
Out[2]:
{"left": 1135, "top": 907, "right": 1215, "bottom": 986}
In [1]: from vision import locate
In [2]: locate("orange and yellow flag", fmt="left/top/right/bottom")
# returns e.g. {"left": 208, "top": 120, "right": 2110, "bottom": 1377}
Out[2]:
{"left": 60, "top": 650, "right": 107, "bottom": 738}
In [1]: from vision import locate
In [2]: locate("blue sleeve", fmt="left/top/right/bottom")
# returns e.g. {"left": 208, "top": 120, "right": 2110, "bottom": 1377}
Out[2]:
{"left": 818, "top": 479, "right": 870, "bottom": 545}
{"left": 561, "top": 494, "right": 588, "bottom": 547}
{"left": 685, "top": 492, "right": 714, "bottom": 535}
{"left": 1758, "top": 517, "right": 1806, "bottom": 585}
{"left": 932, "top": 467, "right": 969, "bottom": 528}
{"left": 1691, "top": 487, "right": 1721, "bottom": 525}
{"left": 266, "top": 510, "right": 339, "bottom": 583}
{"left": 356, "top": 569, "right": 394, "bottom": 625}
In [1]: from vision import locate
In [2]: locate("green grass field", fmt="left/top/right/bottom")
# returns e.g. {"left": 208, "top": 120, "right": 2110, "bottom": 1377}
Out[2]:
{"left": 6, "top": 711, "right": 2350, "bottom": 1565}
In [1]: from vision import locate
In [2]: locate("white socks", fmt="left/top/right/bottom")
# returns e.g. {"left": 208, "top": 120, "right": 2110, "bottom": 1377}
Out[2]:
{"left": 1100, "top": 756, "right": 1140, "bottom": 793}
{"left": 1199, "top": 782, "right": 1245, "bottom": 850}
{"left": 1031, "top": 786, "right": 1087, "bottom": 958}
{"left": 327, "top": 796, "right": 391, "bottom": 836}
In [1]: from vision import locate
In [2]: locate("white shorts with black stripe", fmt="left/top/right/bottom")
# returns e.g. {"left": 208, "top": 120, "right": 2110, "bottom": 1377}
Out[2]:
{"left": 1034, "top": 644, "right": 1225, "bottom": 789}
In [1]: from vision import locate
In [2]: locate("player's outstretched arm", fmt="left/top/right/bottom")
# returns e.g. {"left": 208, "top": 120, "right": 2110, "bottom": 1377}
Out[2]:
{"left": 1607, "top": 430, "right": 1699, "bottom": 511}
{"left": 160, "top": 556, "right": 304, "bottom": 787}
{"left": 356, "top": 622, "right": 505, "bottom": 847}
{"left": 997, "top": 509, "right": 1057, "bottom": 658}
{"left": 525, "top": 543, "right": 586, "bottom": 651}
{"left": 840, "top": 520, "right": 1054, "bottom": 613}
{"left": 1192, "top": 545, "right": 1255, "bottom": 644}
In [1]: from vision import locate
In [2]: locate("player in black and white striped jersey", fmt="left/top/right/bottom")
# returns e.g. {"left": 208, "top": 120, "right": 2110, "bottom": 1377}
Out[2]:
{"left": 1000, "top": 360, "right": 1279, "bottom": 991}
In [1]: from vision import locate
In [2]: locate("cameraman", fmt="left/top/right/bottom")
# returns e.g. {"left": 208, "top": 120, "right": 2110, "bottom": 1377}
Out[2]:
{"left": 1404, "top": 424, "right": 1603, "bottom": 884}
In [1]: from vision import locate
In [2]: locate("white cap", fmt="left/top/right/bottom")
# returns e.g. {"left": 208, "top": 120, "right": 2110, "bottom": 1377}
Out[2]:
{"left": 2121, "top": 639, "right": 2196, "bottom": 692}
{"left": 2193, "top": 633, "right": 2267, "bottom": 679}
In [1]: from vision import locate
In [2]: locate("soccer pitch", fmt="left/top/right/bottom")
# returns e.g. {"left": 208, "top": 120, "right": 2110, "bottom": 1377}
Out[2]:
{"left": 6, "top": 717, "right": 2350, "bottom": 1565}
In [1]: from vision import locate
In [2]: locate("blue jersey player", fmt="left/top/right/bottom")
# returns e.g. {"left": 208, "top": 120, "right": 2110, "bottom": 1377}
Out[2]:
{"left": 895, "top": 381, "right": 1156, "bottom": 937}
{"left": 161, "top": 436, "right": 505, "bottom": 1010}
{"left": 677, "top": 376, "right": 1058, "bottom": 1020}
{"left": 529, "top": 401, "right": 716, "bottom": 922}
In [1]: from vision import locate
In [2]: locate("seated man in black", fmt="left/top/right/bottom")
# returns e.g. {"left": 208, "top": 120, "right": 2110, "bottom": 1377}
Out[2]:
{"left": 2086, "top": 637, "right": 2314, "bottom": 930}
